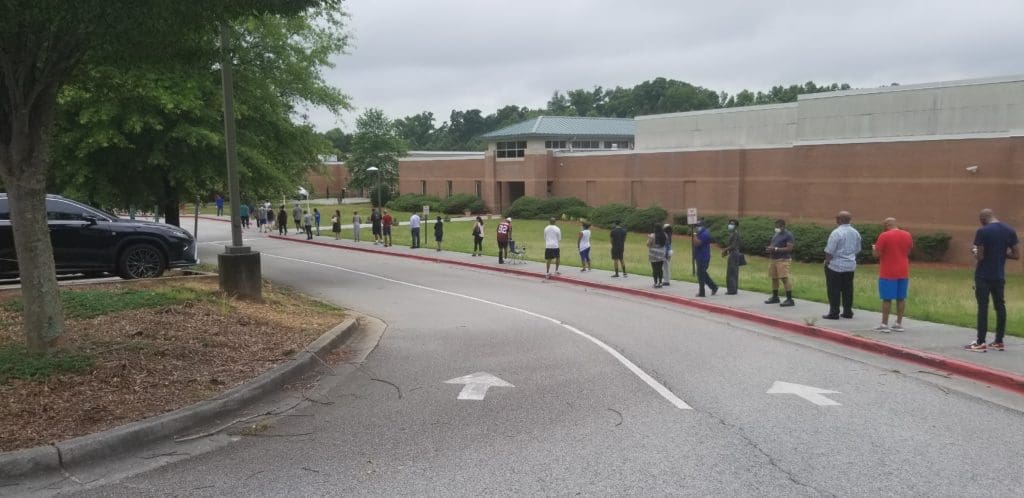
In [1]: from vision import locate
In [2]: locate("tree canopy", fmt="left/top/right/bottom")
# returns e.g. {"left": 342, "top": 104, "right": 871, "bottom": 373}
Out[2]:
{"left": 343, "top": 108, "right": 405, "bottom": 192}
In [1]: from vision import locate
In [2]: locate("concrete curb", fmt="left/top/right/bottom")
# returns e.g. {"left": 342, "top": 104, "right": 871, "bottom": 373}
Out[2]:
{"left": 0, "top": 316, "right": 360, "bottom": 480}
{"left": 270, "top": 235, "right": 1024, "bottom": 397}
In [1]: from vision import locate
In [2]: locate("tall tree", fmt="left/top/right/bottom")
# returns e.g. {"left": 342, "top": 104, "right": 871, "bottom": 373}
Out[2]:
{"left": 344, "top": 108, "right": 405, "bottom": 192}
{"left": 0, "top": 0, "right": 334, "bottom": 353}
{"left": 394, "top": 111, "right": 436, "bottom": 150}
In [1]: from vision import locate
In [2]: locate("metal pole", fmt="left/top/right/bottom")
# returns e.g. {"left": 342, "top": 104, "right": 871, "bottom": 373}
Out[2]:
{"left": 220, "top": 24, "right": 243, "bottom": 249}
{"left": 376, "top": 168, "right": 382, "bottom": 209}
{"left": 193, "top": 196, "right": 200, "bottom": 238}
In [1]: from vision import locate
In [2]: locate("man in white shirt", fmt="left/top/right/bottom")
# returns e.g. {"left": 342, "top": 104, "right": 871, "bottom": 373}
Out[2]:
{"left": 409, "top": 213, "right": 421, "bottom": 248}
{"left": 544, "top": 217, "right": 562, "bottom": 278}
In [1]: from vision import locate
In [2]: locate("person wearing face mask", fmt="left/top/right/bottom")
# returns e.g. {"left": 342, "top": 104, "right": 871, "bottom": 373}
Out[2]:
{"left": 721, "top": 218, "right": 743, "bottom": 294}
{"left": 764, "top": 219, "right": 795, "bottom": 306}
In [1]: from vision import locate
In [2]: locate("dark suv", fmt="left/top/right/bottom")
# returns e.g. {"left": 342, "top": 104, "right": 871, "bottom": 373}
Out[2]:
{"left": 0, "top": 194, "right": 198, "bottom": 279}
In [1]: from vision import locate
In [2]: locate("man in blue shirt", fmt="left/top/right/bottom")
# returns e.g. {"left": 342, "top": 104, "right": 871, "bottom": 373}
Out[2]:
{"left": 966, "top": 209, "right": 1020, "bottom": 352}
{"left": 692, "top": 220, "right": 718, "bottom": 297}
{"left": 823, "top": 211, "right": 862, "bottom": 319}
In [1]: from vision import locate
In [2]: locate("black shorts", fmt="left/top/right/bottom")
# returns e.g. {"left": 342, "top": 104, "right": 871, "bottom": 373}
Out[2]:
{"left": 497, "top": 240, "right": 508, "bottom": 249}
{"left": 383, "top": 226, "right": 392, "bottom": 236}
{"left": 611, "top": 247, "right": 624, "bottom": 259}
{"left": 544, "top": 248, "right": 560, "bottom": 260}
{"left": 372, "top": 224, "right": 382, "bottom": 235}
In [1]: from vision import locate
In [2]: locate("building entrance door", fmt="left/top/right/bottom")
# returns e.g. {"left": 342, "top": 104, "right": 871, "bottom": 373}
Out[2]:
{"left": 508, "top": 182, "right": 525, "bottom": 205}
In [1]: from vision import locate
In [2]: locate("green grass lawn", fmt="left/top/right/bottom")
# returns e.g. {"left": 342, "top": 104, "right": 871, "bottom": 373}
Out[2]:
{"left": 328, "top": 217, "right": 1022, "bottom": 337}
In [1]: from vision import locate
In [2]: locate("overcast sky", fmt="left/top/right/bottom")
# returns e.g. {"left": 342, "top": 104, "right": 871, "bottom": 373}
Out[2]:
{"left": 308, "top": 0, "right": 1024, "bottom": 131}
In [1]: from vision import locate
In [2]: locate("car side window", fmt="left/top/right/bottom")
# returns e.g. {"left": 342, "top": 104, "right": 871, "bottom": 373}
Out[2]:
{"left": 47, "top": 200, "right": 91, "bottom": 221}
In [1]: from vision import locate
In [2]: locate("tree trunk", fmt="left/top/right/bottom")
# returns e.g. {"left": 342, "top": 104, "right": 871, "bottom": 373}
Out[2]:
{"left": 162, "top": 198, "right": 181, "bottom": 227}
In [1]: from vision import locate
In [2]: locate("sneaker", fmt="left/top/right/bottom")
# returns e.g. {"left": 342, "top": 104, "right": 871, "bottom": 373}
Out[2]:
{"left": 780, "top": 299, "right": 795, "bottom": 307}
{"left": 622, "top": 273, "right": 628, "bottom": 278}
{"left": 662, "top": 282, "right": 670, "bottom": 287}
{"left": 964, "top": 342, "right": 987, "bottom": 352}
{"left": 988, "top": 342, "right": 1005, "bottom": 351}
{"left": 611, "top": 274, "right": 619, "bottom": 278}
{"left": 764, "top": 296, "right": 781, "bottom": 304}
{"left": 710, "top": 287, "right": 717, "bottom": 296}
{"left": 873, "top": 324, "right": 891, "bottom": 333}
{"left": 890, "top": 323, "right": 904, "bottom": 332}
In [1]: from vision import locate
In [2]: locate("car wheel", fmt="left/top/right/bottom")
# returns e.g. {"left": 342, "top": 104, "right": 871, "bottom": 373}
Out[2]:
{"left": 118, "top": 244, "right": 166, "bottom": 279}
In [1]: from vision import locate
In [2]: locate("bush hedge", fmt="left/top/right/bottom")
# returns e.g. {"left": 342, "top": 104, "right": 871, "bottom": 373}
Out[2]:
{"left": 624, "top": 205, "right": 669, "bottom": 232}
{"left": 439, "top": 193, "right": 486, "bottom": 214}
{"left": 590, "top": 203, "right": 634, "bottom": 229}
{"left": 387, "top": 194, "right": 442, "bottom": 213}
{"left": 505, "top": 196, "right": 588, "bottom": 220}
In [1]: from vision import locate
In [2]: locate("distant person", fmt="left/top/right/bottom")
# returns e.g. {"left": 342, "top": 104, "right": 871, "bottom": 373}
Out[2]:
{"left": 313, "top": 208, "right": 321, "bottom": 236}
{"left": 610, "top": 220, "right": 628, "bottom": 278}
{"left": 257, "top": 204, "right": 268, "bottom": 232}
{"left": 292, "top": 203, "right": 302, "bottom": 235}
{"left": 662, "top": 224, "right": 673, "bottom": 285}
{"left": 352, "top": 211, "right": 362, "bottom": 242}
{"left": 822, "top": 211, "right": 861, "bottom": 320}
{"left": 265, "top": 205, "right": 275, "bottom": 234}
{"left": 544, "top": 217, "right": 562, "bottom": 278}
{"left": 303, "top": 210, "right": 313, "bottom": 240}
{"left": 215, "top": 194, "right": 224, "bottom": 216}
{"left": 370, "top": 208, "right": 382, "bottom": 245}
{"left": 765, "top": 219, "right": 795, "bottom": 306}
{"left": 382, "top": 210, "right": 393, "bottom": 247}
{"left": 472, "top": 216, "right": 484, "bottom": 256}
{"left": 577, "top": 222, "right": 592, "bottom": 272}
{"left": 410, "top": 212, "right": 421, "bottom": 248}
{"left": 331, "top": 210, "right": 341, "bottom": 240}
{"left": 497, "top": 217, "right": 512, "bottom": 264}
{"left": 434, "top": 216, "right": 444, "bottom": 251}
{"left": 721, "top": 218, "right": 742, "bottom": 294}
{"left": 239, "top": 201, "right": 250, "bottom": 228}
{"left": 647, "top": 223, "right": 667, "bottom": 288}
{"left": 966, "top": 209, "right": 1019, "bottom": 352}
{"left": 872, "top": 217, "right": 913, "bottom": 332}
{"left": 692, "top": 220, "right": 718, "bottom": 296}
{"left": 277, "top": 205, "right": 288, "bottom": 236}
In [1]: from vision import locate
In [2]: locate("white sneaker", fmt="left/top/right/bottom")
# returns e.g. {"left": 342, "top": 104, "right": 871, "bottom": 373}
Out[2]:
{"left": 890, "top": 323, "right": 904, "bottom": 332}
{"left": 873, "top": 324, "right": 891, "bottom": 333}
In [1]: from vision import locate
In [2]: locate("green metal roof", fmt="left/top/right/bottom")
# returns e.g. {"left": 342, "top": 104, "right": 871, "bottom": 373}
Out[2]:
{"left": 480, "top": 116, "right": 635, "bottom": 140}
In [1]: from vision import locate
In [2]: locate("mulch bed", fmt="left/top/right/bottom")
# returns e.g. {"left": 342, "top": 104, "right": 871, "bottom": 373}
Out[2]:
{"left": 0, "top": 276, "right": 347, "bottom": 452}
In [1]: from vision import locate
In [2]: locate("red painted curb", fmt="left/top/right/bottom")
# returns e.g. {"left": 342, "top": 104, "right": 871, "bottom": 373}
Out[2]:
{"left": 261, "top": 234, "right": 1024, "bottom": 396}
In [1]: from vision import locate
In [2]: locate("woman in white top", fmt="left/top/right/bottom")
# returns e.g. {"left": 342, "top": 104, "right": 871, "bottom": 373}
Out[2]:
{"left": 577, "top": 223, "right": 592, "bottom": 272}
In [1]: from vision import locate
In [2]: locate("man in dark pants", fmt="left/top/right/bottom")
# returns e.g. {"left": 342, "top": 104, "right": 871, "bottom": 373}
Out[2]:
{"left": 966, "top": 209, "right": 1019, "bottom": 352}
{"left": 823, "top": 211, "right": 862, "bottom": 319}
{"left": 610, "top": 220, "right": 628, "bottom": 277}
{"left": 721, "top": 218, "right": 741, "bottom": 294}
{"left": 496, "top": 217, "right": 511, "bottom": 264}
{"left": 692, "top": 220, "right": 718, "bottom": 297}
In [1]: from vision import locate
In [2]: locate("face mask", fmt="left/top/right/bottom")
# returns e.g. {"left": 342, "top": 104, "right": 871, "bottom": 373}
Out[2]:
{"left": 727, "top": 224, "right": 735, "bottom": 231}
{"left": 774, "top": 227, "right": 782, "bottom": 234}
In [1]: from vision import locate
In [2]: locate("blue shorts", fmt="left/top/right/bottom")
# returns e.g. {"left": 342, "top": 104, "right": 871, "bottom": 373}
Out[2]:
{"left": 579, "top": 247, "right": 591, "bottom": 262}
{"left": 878, "top": 278, "right": 908, "bottom": 301}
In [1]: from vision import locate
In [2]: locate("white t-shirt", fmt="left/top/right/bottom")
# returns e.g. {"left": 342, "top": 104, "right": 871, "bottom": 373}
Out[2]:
{"left": 544, "top": 225, "right": 562, "bottom": 249}
{"left": 409, "top": 214, "right": 420, "bottom": 228}
{"left": 579, "top": 229, "right": 591, "bottom": 250}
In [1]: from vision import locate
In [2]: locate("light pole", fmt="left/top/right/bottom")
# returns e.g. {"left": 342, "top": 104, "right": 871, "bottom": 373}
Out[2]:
{"left": 367, "top": 166, "right": 382, "bottom": 209}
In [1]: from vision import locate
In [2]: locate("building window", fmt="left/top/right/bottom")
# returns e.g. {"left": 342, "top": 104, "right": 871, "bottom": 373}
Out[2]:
{"left": 546, "top": 181, "right": 553, "bottom": 196}
{"left": 545, "top": 140, "right": 567, "bottom": 149}
{"left": 496, "top": 141, "right": 526, "bottom": 158}
{"left": 571, "top": 140, "right": 600, "bottom": 149}
{"left": 604, "top": 140, "right": 630, "bottom": 149}
{"left": 447, "top": 180, "right": 453, "bottom": 197}
{"left": 421, "top": 181, "right": 427, "bottom": 195}
{"left": 475, "top": 181, "right": 482, "bottom": 198}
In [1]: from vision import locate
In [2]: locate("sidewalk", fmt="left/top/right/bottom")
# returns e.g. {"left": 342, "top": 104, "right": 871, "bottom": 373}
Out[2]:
{"left": 204, "top": 216, "right": 1024, "bottom": 396}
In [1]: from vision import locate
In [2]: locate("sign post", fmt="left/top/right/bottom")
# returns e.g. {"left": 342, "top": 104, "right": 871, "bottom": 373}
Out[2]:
{"left": 687, "top": 208, "right": 698, "bottom": 276}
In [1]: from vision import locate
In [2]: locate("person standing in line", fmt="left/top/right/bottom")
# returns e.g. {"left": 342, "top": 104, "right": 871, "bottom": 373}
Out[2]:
{"left": 239, "top": 201, "right": 250, "bottom": 228}
{"left": 822, "top": 211, "right": 862, "bottom": 319}
{"left": 872, "top": 217, "right": 913, "bottom": 332}
{"left": 496, "top": 217, "right": 512, "bottom": 264}
{"left": 331, "top": 210, "right": 342, "bottom": 240}
{"left": 409, "top": 212, "right": 421, "bottom": 248}
{"left": 382, "top": 210, "right": 393, "bottom": 247}
{"left": 265, "top": 205, "right": 275, "bottom": 233}
{"left": 765, "top": 219, "right": 796, "bottom": 306}
{"left": 292, "top": 203, "right": 303, "bottom": 235}
{"left": 472, "top": 216, "right": 484, "bottom": 256}
{"left": 610, "top": 219, "right": 628, "bottom": 277}
{"left": 966, "top": 208, "right": 1019, "bottom": 352}
{"left": 577, "top": 222, "right": 592, "bottom": 272}
{"left": 431, "top": 216, "right": 443, "bottom": 251}
{"left": 544, "top": 217, "right": 562, "bottom": 278}
{"left": 370, "top": 208, "right": 382, "bottom": 245}
{"left": 277, "top": 205, "right": 288, "bottom": 236}
{"left": 647, "top": 224, "right": 667, "bottom": 288}
{"left": 662, "top": 224, "right": 674, "bottom": 285}
{"left": 215, "top": 194, "right": 224, "bottom": 216}
{"left": 303, "top": 210, "right": 313, "bottom": 240}
{"left": 692, "top": 220, "right": 718, "bottom": 296}
{"left": 721, "top": 218, "right": 742, "bottom": 295}
{"left": 313, "top": 208, "right": 321, "bottom": 236}
{"left": 352, "top": 211, "right": 362, "bottom": 242}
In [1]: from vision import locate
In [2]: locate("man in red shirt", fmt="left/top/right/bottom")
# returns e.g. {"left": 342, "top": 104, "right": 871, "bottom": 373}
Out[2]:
{"left": 872, "top": 217, "right": 913, "bottom": 332}
{"left": 496, "top": 217, "right": 511, "bottom": 264}
{"left": 381, "top": 210, "right": 394, "bottom": 247}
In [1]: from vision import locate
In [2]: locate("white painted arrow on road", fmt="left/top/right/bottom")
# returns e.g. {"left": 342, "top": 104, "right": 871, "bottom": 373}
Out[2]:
{"left": 445, "top": 372, "right": 514, "bottom": 400}
{"left": 767, "top": 381, "right": 841, "bottom": 406}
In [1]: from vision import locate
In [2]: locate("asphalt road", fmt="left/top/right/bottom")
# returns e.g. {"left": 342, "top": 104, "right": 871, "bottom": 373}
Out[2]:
{"left": 56, "top": 221, "right": 1024, "bottom": 496}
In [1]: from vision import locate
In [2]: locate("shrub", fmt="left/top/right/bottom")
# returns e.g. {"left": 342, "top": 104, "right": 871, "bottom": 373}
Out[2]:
{"left": 911, "top": 232, "right": 952, "bottom": 262}
{"left": 368, "top": 185, "right": 394, "bottom": 208}
{"left": 624, "top": 205, "right": 668, "bottom": 232}
{"left": 564, "top": 205, "right": 593, "bottom": 221}
{"left": 505, "top": 196, "right": 545, "bottom": 219}
{"left": 590, "top": 203, "right": 634, "bottom": 229}
{"left": 505, "top": 196, "right": 588, "bottom": 220}
{"left": 439, "top": 193, "right": 486, "bottom": 214}
{"left": 388, "top": 194, "right": 442, "bottom": 213}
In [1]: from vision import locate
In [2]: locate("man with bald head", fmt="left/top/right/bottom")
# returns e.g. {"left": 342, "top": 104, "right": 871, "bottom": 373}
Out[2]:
{"left": 966, "top": 209, "right": 1019, "bottom": 352}
{"left": 823, "top": 211, "right": 862, "bottom": 320}
{"left": 872, "top": 218, "right": 914, "bottom": 332}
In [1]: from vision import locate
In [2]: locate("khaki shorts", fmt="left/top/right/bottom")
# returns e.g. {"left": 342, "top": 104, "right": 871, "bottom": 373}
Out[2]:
{"left": 768, "top": 259, "right": 791, "bottom": 279}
